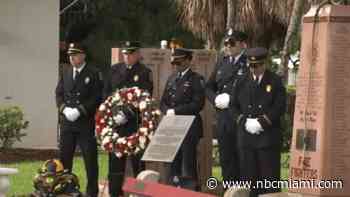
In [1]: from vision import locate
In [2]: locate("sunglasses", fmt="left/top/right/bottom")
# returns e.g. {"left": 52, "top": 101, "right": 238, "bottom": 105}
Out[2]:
{"left": 249, "top": 63, "right": 263, "bottom": 68}
{"left": 224, "top": 38, "right": 237, "bottom": 47}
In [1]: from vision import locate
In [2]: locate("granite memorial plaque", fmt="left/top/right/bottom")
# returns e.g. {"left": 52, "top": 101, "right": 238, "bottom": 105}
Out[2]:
{"left": 142, "top": 115, "right": 195, "bottom": 163}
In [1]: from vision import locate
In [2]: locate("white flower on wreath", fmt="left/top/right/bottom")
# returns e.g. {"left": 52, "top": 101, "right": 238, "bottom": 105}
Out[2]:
{"left": 112, "top": 132, "right": 119, "bottom": 140}
{"left": 139, "top": 136, "right": 147, "bottom": 149}
{"left": 99, "top": 104, "right": 106, "bottom": 111}
{"left": 115, "top": 152, "right": 123, "bottom": 158}
{"left": 102, "top": 136, "right": 112, "bottom": 146}
{"left": 155, "top": 110, "right": 161, "bottom": 116}
{"left": 135, "top": 88, "right": 141, "bottom": 97}
{"left": 117, "top": 138, "right": 127, "bottom": 144}
{"left": 135, "top": 147, "right": 141, "bottom": 153}
{"left": 101, "top": 128, "right": 109, "bottom": 137}
{"left": 139, "top": 127, "right": 148, "bottom": 135}
{"left": 139, "top": 101, "right": 147, "bottom": 110}
{"left": 149, "top": 122, "right": 154, "bottom": 129}
{"left": 112, "top": 93, "right": 120, "bottom": 102}
{"left": 127, "top": 141, "right": 133, "bottom": 147}
{"left": 127, "top": 93, "right": 133, "bottom": 100}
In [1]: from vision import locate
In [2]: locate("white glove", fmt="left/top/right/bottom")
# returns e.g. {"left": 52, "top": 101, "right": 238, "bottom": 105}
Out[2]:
{"left": 245, "top": 118, "right": 264, "bottom": 135}
{"left": 70, "top": 108, "right": 81, "bottom": 122}
{"left": 245, "top": 118, "right": 256, "bottom": 134}
{"left": 114, "top": 111, "right": 127, "bottom": 125}
{"left": 166, "top": 109, "right": 175, "bottom": 116}
{"left": 215, "top": 93, "right": 230, "bottom": 109}
{"left": 63, "top": 107, "right": 74, "bottom": 122}
{"left": 251, "top": 118, "right": 264, "bottom": 134}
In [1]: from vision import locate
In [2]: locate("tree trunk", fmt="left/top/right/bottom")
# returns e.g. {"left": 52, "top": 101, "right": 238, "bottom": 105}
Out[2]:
{"left": 226, "top": 0, "right": 234, "bottom": 28}
{"left": 279, "top": 0, "right": 306, "bottom": 82}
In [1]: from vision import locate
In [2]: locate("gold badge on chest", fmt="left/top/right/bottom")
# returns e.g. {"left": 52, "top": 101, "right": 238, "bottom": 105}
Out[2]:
{"left": 134, "top": 75, "right": 139, "bottom": 82}
{"left": 85, "top": 77, "right": 90, "bottom": 84}
{"left": 266, "top": 84, "right": 272, "bottom": 92}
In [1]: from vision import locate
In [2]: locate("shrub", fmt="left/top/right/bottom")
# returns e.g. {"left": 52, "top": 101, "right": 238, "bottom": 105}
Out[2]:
{"left": 0, "top": 106, "right": 29, "bottom": 149}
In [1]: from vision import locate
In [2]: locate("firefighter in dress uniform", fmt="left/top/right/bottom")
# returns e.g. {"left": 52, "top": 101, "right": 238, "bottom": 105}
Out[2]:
{"left": 160, "top": 48, "right": 205, "bottom": 190}
{"left": 55, "top": 43, "right": 102, "bottom": 197}
{"left": 232, "top": 47, "right": 286, "bottom": 197}
{"left": 103, "top": 41, "right": 153, "bottom": 197}
{"left": 206, "top": 28, "right": 249, "bottom": 182}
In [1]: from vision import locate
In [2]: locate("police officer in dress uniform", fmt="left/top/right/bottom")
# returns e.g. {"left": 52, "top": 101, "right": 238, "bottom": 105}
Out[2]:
{"left": 103, "top": 41, "right": 153, "bottom": 197}
{"left": 231, "top": 47, "right": 286, "bottom": 197}
{"left": 160, "top": 48, "right": 205, "bottom": 190}
{"left": 55, "top": 43, "right": 102, "bottom": 197}
{"left": 205, "top": 28, "right": 249, "bottom": 182}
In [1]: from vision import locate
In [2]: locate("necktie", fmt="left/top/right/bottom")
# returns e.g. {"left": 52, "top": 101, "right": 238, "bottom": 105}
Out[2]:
{"left": 229, "top": 56, "right": 234, "bottom": 63}
{"left": 175, "top": 72, "right": 182, "bottom": 82}
{"left": 254, "top": 76, "right": 260, "bottom": 86}
{"left": 74, "top": 70, "right": 79, "bottom": 81}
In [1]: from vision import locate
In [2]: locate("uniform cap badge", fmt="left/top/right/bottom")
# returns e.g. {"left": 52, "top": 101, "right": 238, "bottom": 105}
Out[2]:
{"left": 266, "top": 84, "right": 272, "bottom": 92}
{"left": 228, "top": 28, "right": 233, "bottom": 36}
{"left": 134, "top": 75, "right": 139, "bottom": 82}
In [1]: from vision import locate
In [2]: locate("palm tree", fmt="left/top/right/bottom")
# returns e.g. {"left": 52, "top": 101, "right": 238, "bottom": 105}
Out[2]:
{"left": 175, "top": 0, "right": 296, "bottom": 49}
{"left": 175, "top": 0, "right": 227, "bottom": 49}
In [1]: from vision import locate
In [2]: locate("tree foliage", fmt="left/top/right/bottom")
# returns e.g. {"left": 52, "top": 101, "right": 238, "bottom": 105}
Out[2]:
{"left": 60, "top": 0, "right": 204, "bottom": 68}
{"left": 0, "top": 106, "right": 29, "bottom": 149}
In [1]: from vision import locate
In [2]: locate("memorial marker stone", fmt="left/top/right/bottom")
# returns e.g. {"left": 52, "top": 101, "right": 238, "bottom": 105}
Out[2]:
{"left": 289, "top": 5, "right": 350, "bottom": 196}
{"left": 142, "top": 115, "right": 195, "bottom": 163}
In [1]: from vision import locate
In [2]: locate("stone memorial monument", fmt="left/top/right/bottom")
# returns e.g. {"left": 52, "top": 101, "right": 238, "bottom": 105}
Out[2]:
{"left": 289, "top": 4, "right": 350, "bottom": 197}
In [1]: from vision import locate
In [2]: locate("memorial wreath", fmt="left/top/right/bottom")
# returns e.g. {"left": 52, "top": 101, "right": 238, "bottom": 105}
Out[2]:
{"left": 95, "top": 87, "right": 161, "bottom": 158}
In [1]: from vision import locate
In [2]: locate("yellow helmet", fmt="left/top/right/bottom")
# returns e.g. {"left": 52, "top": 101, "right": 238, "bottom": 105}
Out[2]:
{"left": 33, "top": 159, "right": 81, "bottom": 195}
{"left": 41, "top": 159, "right": 64, "bottom": 174}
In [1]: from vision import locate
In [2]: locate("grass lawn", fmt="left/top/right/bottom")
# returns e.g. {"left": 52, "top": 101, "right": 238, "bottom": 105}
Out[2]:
{"left": 3, "top": 152, "right": 289, "bottom": 196}
{"left": 3, "top": 153, "right": 109, "bottom": 196}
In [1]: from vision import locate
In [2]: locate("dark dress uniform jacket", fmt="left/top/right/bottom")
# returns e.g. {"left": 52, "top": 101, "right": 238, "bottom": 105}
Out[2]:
{"left": 160, "top": 69, "right": 205, "bottom": 139}
{"left": 104, "top": 62, "right": 153, "bottom": 97}
{"left": 232, "top": 70, "right": 286, "bottom": 149}
{"left": 206, "top": 54, "right": 248, "bottom": 104}
{"left": 56, "top": 64, "right": 102, "bottom": 132}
